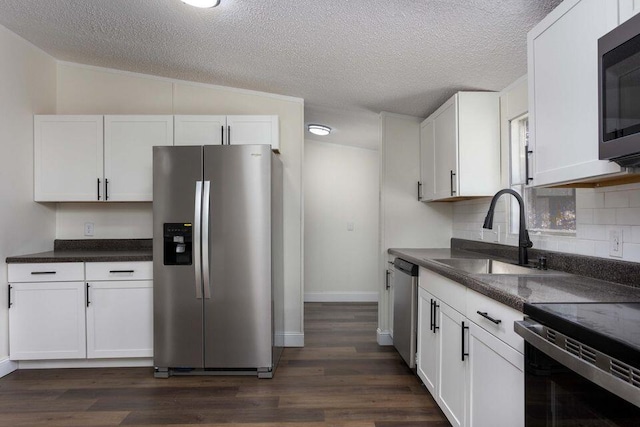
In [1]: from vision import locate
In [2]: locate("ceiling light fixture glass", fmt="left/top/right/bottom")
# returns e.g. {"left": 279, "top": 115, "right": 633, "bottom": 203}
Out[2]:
{"left": 181, "top": 0, "right": 220, "bottom": 8}
{"left": 308, "top": 124, "right": 331, "bottom": 136}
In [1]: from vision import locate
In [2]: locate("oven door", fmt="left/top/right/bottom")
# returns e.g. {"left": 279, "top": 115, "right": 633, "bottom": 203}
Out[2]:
{"left": 515, "top": 319, "right": 640, "bottom": 426}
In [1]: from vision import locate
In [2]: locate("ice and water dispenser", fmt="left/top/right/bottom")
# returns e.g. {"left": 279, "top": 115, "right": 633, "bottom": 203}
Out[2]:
{"left": 163, "top": 223, "right": 193, "bottom": 265}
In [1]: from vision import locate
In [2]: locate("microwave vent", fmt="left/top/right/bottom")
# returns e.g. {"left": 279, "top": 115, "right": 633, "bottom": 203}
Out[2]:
{"left": 611, "top": 152, "right": 640, "bottom": 168}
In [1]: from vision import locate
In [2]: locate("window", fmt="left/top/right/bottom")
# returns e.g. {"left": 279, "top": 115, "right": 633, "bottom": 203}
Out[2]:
{"left": 509, "top": 114, "right": 576, "bottom": 235}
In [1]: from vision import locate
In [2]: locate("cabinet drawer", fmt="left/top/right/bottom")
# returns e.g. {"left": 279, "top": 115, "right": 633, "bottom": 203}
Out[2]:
{"left": 466, "top": 289, "right": 524, "bottom": 354}
{"left": 419, "top": 267, "right": 466, "bottom": 314}
{"left": 8, "top": 263, "right": 84, "bottom": 283}
{"left": 86, "top": 262, "right": 152, "bottom": 281}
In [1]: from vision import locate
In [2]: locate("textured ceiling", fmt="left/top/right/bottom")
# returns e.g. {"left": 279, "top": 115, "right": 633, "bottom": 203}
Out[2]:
{"left": 0, "top": 0, "right": 561, "bottom": 149}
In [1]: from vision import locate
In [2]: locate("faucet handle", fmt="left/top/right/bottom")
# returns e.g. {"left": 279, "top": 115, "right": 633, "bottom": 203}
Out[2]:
{"left": 537, "top": 256, "right": 547, "bottom": 270}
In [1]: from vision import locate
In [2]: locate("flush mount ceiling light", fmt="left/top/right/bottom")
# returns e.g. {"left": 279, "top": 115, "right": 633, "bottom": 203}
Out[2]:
{"left": 308, "top": 124, "right": 331, "bottom": 136}
{"left": 181, "top": 0, "right": 220, "bottom": 8}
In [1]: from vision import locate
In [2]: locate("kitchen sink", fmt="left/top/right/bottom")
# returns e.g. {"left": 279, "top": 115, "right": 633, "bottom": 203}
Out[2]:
{"left": 430, "top": 258, "right": 561, "bottom": 275}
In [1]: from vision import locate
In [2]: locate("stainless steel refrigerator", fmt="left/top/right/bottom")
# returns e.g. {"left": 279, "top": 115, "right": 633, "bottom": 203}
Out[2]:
{"left": 152, "top": 144, "right": 284, "bottom": 379}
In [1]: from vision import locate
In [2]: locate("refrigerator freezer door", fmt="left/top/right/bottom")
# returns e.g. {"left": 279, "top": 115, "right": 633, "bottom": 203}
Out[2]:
{"left": 153, "top": 146, "right": 205, "bottom": 369}
{"left": 203, "top": 144, "right": 273, "bottom": 369}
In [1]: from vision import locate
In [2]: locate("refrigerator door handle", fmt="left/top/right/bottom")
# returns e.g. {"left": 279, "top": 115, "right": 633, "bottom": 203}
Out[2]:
{"left": 202, "top": 180, "right": 212, "bottom": 299}
{"left": 194, "top": 181, "right": 203, "bottom": 299}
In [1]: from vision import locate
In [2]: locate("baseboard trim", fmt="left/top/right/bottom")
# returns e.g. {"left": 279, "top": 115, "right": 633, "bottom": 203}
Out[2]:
{"left": 377, "top": 328, "right": 393, "bottom": 346}
{"left": 283, "top": 332, "right": 304, "bottom": 347}
{"left": 17, "top": 358, "right": 153, "bottom": 370}
{"left": 0, "top": 358, "right": 18, "bottom": 378}
{"left": 304, "top": 292, "right": 378, "bottom": 303}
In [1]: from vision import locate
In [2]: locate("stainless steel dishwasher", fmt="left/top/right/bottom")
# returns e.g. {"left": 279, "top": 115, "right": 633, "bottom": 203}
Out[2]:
{"left": 392, "top": 258, "right": 418, "bottom": 369}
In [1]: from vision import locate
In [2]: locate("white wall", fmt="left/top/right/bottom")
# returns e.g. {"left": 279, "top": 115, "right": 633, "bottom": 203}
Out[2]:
{"left": 304, "top": 140, "right": 379, "bottom": 302}
{"left": 56, "top": 203, "right": 152, "bottom": 239}
{"left": 452, "top": 77, "right": 640, "bottom": 263}
{"left": 54, "top": 62, "right": 306, "bottom": 346}
{"left": 378, "top": 113, "right": 453, "bottom": 344}
{"left": 0, "top": 24, "right": 57, "bottom": 369}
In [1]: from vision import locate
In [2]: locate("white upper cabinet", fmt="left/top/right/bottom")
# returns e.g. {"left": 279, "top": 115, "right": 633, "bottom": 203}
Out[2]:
{"left": 174, "top": 115, "right": 226, "bottom": 146}
{"left": 419, "top": 119, "right": 436, "bottom": 201}
{"left": 227, "top": 115, "right": 279, "bottom": 151}
{"left": 420, "top": 92, "right": 500, "bottom": 202}
{"left": 174, "top": 115, "right": 279, "bottom": 150}
{"left": 433, "top": 99, "right": 458, "bottom": 201}
{"left": 528, "top": 0, "right": 622, "bottom": 186}
{"left": 104, "top": 115, "right": 173, "bottom": 201}
{"left": 619, "top": 0, "right": 640, "bottom": 23}
{"left": 34, "top": 115, "right": 173, "bottom": 202}
{"left": 35, "top": 114, "right": 277, "bottom": 202}
{"left": 34, "top": 115, "right": 104, "bottom": 202}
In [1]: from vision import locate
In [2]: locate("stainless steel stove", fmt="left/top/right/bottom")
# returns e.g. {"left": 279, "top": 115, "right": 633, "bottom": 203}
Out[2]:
{"left": 515, "top": 302, "right": 640, "bottom": 426}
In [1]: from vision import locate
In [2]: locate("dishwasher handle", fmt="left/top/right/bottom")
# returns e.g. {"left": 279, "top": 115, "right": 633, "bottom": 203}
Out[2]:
{"left": 393, "top": 258, "right": 418, "bottom": 276}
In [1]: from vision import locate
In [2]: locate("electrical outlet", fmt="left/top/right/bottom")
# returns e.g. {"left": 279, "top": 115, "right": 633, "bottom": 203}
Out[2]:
{"left": 347, "top": 221, "right": 355, "bottom": 232}
{"left": 84, "top": 222, "right": 95, "bottom": 237}
{"left": 609, "top": 228, "right": 623, "bottom": 258}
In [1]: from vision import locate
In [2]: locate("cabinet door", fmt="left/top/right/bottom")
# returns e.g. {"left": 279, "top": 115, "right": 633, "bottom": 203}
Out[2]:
{"left": 419, "top": 119, "right": 436, "bottom": 201}
{"left": 226, "top": 115, "right": 279, "bottom": 151}
{"left": 104, "top": 115, "right": 173, "bottom": 201}
{"left": 619, "top": 0, "right": 640, "bottom": 23}
{"left": 438, "top": 302, "right": 466, "bottom": 427}
{"left": 174, "top": 115, "right": 226, "bottom": 146}
{"left": 34, "top": 115, "right": 103, "bottom": 202}
{"left": 457, "top": 92, "right": 500, "bottom": 197}
{"left": 9, "top": 282, "right": 86, "bottom": 360}
{"left": 417, "top": 287, "right": 439, "bottom": 396}
{"left": 466, "top": 321, "right": 524, "bottom": 427}
{"left": 433, "top": 99, "right": 458, "bottom": 200}
{"left": 86, "top": 280, "right": 153, "bottom": 358}
{"left": 528, "top": 0, "right": 621, "bottom": 186}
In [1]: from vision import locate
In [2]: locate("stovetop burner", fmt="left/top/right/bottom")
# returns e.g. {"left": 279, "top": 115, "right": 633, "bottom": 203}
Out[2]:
{"left": 524, "top": 302, "right": 640, "bottom": 369}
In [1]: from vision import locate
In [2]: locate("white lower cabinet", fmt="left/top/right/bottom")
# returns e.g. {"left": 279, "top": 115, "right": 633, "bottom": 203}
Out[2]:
{"left": 466, "top": 321, "right": 524, "bottom": 427}
{"left": 417, "top": 267, "right": 524, "bottom": 427}
{"left": 8, "top": 261, "right": 153, "bottom": 363}
{"left": 86, "top": 280, "right": 153, "bottom": 358}
{"left": 438, "top": 302, "right": 466, "bottom": 427}
{"left": 417, "top": 287, "right": 438, "bottom": 395}
{"left": 417, "top": 287, "right": 465, "bottom": 427}
{"left": 9, "top": 282, "right": 87, "bottom": 360}
{"left": 85, "top": 261, "right": 153, "bottom": 359}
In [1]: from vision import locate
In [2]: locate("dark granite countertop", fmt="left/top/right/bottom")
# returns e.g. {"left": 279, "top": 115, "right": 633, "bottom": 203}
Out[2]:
{"left": 389, "top": 247, "right": 640, "bottom": 312}
{"left": 5, "top": 239, "right": 152, "bottom": 263}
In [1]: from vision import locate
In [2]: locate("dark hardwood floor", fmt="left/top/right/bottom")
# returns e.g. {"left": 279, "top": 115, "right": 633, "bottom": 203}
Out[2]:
{"left": 0, "top": 302, "right": 449, "bottom": 426}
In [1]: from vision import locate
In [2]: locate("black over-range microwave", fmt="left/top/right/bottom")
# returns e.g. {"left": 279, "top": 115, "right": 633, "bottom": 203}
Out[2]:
{"left": 599, "top": 12, "right": 640, "bottom": 167}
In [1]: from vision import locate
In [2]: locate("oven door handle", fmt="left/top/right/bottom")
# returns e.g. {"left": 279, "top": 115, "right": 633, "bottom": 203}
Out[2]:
{"left": 514, "top": 319, "right": 640, "bottom": 408}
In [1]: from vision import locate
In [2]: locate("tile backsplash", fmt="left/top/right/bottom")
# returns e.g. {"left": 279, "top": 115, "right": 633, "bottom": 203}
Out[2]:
{"left": 452, "top": 182, "right": 640, "bottom": 263}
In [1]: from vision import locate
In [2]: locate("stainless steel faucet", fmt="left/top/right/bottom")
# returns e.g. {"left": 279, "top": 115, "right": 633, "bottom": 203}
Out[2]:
{"left": 482, "top": 189, "right": 533, "bottom": 265}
